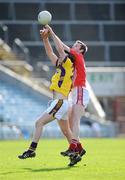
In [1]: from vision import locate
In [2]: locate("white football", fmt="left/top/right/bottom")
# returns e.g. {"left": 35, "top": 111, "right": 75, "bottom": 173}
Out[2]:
{"left": 38, "top": 10, "right": 52, "bottom": 25}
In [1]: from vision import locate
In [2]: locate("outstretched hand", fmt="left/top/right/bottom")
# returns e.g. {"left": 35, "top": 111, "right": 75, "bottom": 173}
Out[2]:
{"left": 40, "top": 28, "right": 49, "bottom": 40}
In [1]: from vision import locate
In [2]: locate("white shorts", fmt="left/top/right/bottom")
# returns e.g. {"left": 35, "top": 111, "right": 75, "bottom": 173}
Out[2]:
{"left": 68, "top": 86, "right": 90, "bottom": 109}
{"left": 45, "top": 99, "right": 69, "bottom": 120}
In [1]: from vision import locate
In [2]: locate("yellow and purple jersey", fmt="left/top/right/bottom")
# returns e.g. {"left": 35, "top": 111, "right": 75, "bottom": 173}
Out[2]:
{"left": 50, "top": 56, "right": 74, "bottom": 96}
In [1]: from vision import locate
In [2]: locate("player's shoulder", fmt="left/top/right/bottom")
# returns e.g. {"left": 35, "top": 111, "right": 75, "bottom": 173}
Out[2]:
{"left": 70, "top": 48, "right": 81, "bottom": 58}
{"left": 70, "top": 48, "right": 77, "bottom": 55}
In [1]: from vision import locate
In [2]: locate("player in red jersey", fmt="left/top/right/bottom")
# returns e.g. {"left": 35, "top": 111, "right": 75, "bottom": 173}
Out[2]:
{"left": 62, "top": 41, "right": 90, "bottom": 166}
{"left": 46, "top": 25, "right": 90, "bottom": 166}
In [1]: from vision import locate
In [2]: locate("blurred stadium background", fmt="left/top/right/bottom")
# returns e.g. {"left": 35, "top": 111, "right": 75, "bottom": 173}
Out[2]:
{"left": 0, "top": 0, "right": 125, "bottom": 139}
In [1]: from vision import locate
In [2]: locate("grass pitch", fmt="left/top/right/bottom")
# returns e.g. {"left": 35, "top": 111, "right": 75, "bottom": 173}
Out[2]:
{"left": 0, "top": 138, "right": 125, "bottom": 180}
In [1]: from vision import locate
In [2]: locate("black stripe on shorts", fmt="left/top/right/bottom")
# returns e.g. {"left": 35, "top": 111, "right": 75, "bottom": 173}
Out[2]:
{"left": 49, "top": 99, "right": 63, "bottom": 117}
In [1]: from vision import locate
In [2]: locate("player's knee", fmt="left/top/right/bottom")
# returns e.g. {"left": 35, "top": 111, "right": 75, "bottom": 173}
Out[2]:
{"left": 72, "top": 109, "right": 77, "bottom": 118}
{"left": 72, "top": 105, "right": 83, "bottom": 118}
{"left": 35, "top": 119, "right": 44, "bottom": 128}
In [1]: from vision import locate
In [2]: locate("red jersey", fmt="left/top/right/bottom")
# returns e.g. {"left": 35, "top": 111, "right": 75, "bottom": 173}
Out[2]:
{"left": 70, "top": 48, "right": 86, "bottom": 87}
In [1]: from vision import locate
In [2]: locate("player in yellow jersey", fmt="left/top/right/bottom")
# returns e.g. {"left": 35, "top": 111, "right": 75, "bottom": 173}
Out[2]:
{"left": 18, "top": 27, "right": 81, "bottom": 166}
{"left": 49, "top": 52, "right": 74, "bottom": 97}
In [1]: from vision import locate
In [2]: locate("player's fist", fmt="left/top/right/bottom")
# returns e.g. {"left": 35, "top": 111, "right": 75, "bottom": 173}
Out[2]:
{"left": 40, "top": 28, "right": 49, "bottom": 39}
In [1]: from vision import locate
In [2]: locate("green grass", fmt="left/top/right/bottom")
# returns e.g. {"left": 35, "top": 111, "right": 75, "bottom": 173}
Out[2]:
{"left": 0, "top": 138, "right": 125, "bottom": 180}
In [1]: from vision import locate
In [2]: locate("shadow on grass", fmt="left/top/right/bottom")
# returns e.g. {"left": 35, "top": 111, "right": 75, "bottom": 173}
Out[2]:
{"left": 0, "top": 166, "right": 77, "bottom": 175}
{"left": 0, "top": 171, "right": 24, "bottom": 175}
{"left": 23, "top": 166, "right": 77, "bottom": 172}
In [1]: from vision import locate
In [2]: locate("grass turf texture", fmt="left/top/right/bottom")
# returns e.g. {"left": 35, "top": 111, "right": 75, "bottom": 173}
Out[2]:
{"left": 0, "top": 139, "right": 125, "bottom": 180}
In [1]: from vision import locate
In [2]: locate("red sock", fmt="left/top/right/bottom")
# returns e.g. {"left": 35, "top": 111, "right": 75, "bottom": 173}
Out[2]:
{"left": 69, "top": 139, "right": 78, "bottom": 151}
{"left": 77, "top": 142, "right": 83, "bottom": 152}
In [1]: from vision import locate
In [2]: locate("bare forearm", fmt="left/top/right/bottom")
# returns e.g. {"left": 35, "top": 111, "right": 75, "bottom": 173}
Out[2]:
{"left": 51, "top": 32, "right": 70, "bottom": 53}
{"left": 45, "top": 24, "right": 70, "bottom": 53}
{"left": 51, "top": 31, "right": 64, "bottom": 54}
{"left": 43, "top": 38, "right": 57, "bottom": 65}
{"left": 43, "top": 38, "right": 53, "bottom": 56}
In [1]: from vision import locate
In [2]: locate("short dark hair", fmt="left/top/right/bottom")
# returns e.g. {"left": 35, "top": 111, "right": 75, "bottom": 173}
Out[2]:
{"left": 76, "top": 40, "right": 88, "bottom": 55}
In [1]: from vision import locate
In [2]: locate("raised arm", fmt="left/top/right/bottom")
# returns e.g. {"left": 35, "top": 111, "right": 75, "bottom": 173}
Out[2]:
{"left": 45, "top": 25, "right": 70, "bottom": 56}
{"left": 40, "top": 29, "right": 57, "bottom": 65}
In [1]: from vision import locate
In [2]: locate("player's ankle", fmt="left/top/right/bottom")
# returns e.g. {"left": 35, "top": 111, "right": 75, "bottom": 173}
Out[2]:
{"left": 77, "top": 142, "right": 83, "bottom": 152}
{"left": 29, "top": 142, "right": 37, "bottom": 152}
